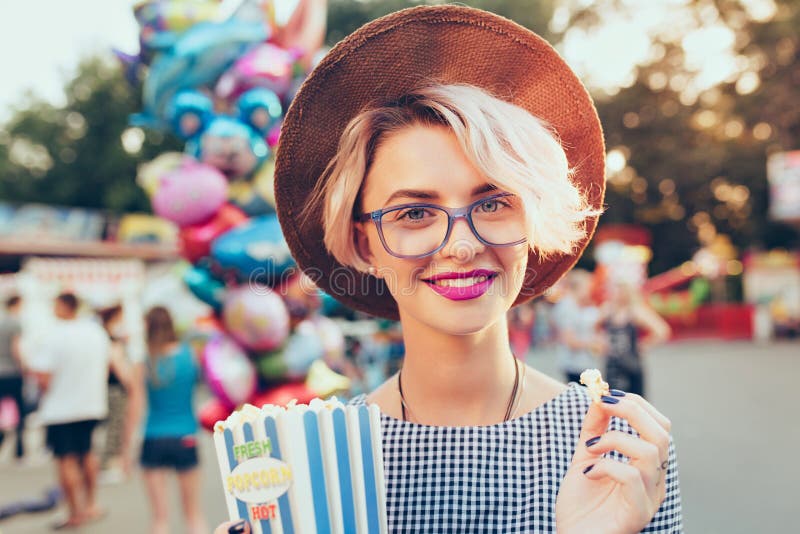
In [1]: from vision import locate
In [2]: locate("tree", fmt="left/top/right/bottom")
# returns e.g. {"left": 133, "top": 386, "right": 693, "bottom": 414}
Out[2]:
{"left": 0, "top": 57, "right": 182, "bottom": 213}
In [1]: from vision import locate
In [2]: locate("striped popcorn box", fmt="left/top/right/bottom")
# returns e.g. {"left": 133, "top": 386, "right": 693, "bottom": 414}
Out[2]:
{"left": 213, "top": 399, "right": 387, "bottom": 534}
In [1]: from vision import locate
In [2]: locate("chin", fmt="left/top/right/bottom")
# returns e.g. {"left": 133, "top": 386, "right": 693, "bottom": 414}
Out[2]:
{"left": 404, "top": 295, "right": 509, "bottom": 336}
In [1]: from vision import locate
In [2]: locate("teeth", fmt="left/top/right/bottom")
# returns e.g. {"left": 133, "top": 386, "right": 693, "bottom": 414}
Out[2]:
{"left": 430, "top": 275, "right": 489, "bottom": 287}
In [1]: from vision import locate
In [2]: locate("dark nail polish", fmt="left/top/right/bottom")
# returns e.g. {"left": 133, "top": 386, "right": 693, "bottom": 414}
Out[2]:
{"left": 601, "top": 395, "right": 620, "bottom": 404}
{"left": 585, "top": 436, "right": 601, "bottom": 447}
{"left": 229, "top": 520, "right": 248, "bottom": 534}
{"left": 583, "top": 464, "right": 595, "bottom": 474}
{"left": 610, "top": 389, "right": 626, "bottom": 397}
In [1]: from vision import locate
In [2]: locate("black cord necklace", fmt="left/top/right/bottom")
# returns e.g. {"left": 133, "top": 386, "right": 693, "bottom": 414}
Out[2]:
{"left": 398, "top": 352, "right": 521, "bottom": 423}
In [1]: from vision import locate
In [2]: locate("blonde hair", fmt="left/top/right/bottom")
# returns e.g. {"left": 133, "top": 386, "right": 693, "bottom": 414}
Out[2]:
{"left": 304, "top": 84, "right": 601, "bottom": 272}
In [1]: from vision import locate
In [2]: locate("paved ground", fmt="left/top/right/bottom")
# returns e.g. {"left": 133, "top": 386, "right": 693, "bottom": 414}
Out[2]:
{"left": 0, "top": 340, "right": 796, "bottom": 533}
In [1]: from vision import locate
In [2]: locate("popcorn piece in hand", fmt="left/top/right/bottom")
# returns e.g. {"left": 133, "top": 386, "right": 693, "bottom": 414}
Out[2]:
{"left": 580, "top": 368, "right": 610, "bottom": 404}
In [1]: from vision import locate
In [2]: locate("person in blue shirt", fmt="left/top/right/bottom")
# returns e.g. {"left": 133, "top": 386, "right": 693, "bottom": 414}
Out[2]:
{"left": 132, "top": 306, "right": 208, "bottom": 534}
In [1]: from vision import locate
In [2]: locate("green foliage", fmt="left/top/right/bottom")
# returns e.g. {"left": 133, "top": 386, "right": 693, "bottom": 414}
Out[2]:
{"left": 0, "top": 57, "right": 182, "bottom": 213}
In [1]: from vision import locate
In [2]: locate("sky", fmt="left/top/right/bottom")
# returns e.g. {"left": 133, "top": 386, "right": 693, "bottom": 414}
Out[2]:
{"left": 0, "top": 0, "right": 141, "bottom": 119}
{"left": 0, "top": 0, "right": 300, "bottom": 121}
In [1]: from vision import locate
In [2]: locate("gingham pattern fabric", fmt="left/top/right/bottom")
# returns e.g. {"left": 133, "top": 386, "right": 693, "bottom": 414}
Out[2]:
{"left": 350, "top": 383, "right": 682, "bottom": 533}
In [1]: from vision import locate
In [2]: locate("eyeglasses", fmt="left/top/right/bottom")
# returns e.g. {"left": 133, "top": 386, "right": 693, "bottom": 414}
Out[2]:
{"left": 355, "top": 192, "right": 527, "bottom": 259}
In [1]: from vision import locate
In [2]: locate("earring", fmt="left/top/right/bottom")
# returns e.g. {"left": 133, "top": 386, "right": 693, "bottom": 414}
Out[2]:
{"left": 367, "top": 266, "right": 377, "bottom": 275}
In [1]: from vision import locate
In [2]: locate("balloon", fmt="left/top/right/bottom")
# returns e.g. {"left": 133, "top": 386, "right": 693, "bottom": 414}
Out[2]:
{"left": 313, "top": 315, "right": 345, "bottom": 356}
{"left": 211, "top": 214, "right": 295, "bottom": 285}
{"left": 249, "top": 382, "right": 317, "bottom": 408}
{"left": 282, "top": 320, "right": 325, "bottom": 379}
{"left": 215, "top": 43, "right": 299, "bottom": 100}
{"left": 132, "top": 19, "right": 268, "bottom": 127}
{"left": 152, "top": 160, "right": 228, "bottom": 227}
{"left": 183, "top": 265, "right": 225, "bottom": 310}
{"left": 305, "top": 359, "right": 350, "bottom": 398}
{"left": 202, "top": 335, "right": 257, "bottom": 409}
{"left": 222, "top": 285, "right": 290, "bottom": 352}
{"left": 178, "top": 204, "right": 247, "bottom": 262}
{"left": 198, "top": 397, "right": 233, "bottom": 432}
{"left": 136, "top": 152, "right": 187, "bottom": 196}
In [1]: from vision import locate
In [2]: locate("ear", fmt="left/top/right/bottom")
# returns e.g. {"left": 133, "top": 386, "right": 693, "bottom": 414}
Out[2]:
{"left": 237, "top": 88, "right": 283, "bottom": 135}
{"left": 353, "top": 223, "right": 378, "bottom": 274}
{"left": 166, "top": 90, "right": 213, "bottom": 139}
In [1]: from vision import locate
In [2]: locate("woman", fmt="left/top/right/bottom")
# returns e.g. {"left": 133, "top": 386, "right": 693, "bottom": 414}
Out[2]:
{"left": 136, "top": 307, "right": 207, "bottom": 534}
{"left": 219, "top": 5, "right": 681, "bottom": 533}
{"left": 600, "top": 281, "right": 672, "bottom": 397}
{"left": 96, "top": 304, "right": 132, "bottom": 482}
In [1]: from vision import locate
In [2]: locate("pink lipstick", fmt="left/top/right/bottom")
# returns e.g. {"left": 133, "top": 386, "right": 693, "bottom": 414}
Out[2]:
{"left": 422, "top": 269, "right": 498, "bottom": 301}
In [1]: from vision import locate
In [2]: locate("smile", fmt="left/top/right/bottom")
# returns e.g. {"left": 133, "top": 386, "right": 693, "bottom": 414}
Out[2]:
{"left": 422, "top": 270, "right": 498, "bottom": 301}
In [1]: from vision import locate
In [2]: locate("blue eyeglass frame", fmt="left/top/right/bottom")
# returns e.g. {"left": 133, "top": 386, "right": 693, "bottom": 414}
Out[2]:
{"left": 354, "top": 192, "right": 527, "bottom": 259}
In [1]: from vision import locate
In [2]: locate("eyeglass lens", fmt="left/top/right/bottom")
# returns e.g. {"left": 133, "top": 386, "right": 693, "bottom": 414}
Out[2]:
{"left": 379, "top": 196, "right": 526, "bottom": 257}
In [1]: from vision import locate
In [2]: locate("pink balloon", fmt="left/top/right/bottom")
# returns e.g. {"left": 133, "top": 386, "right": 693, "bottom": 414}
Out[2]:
{"left": 222, "top": 286, "right": 290, "bottom": 351}
{"left": 216, "top": 43, "right": 298, "bottom": 100}
{"left": 152, "top": 161, "right": 228, "bottom": 227}
{"left": 202, "top": 335, "right": 257, "bottom": 409}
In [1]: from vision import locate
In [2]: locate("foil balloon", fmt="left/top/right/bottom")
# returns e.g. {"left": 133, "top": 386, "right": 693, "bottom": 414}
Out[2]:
{"left": 282, "top": 320, "right": 325, "bottom": 379}
{"left": 216, "top": 43, "right": 299, "bottom": 100}
{"left": 198, "top": 397, "right": 232, "bottom": 432}
{"left": 313, "top": 315, "right": 345, "bottom": 356}
{"left": 222, "top": 285, "right": 290, "bottom": 352}
{"left": 182, "top": 265, "right": 225, "bottom": 311}
{"left": 132, "top": 19, "right": 268, "bottom": 127}
{"left": 202, "top": 335, "right": 257, "bottom": 408}
{"left": 249, "top": 382, "right": 316, "bottom": 408}
{"left": 152, "top": 160, "right": 228, "bottom": 227}
{"left": 178, "top": 204, "right": 247, "bottom": 262}
{"left": 305, "top": 359, "right": 351, "bottom": 398}
{"left": 136, "top": 152, "right": 187, "bottom": 197}
{"left": 211, "top": 213, "right": 294, "bottom": 285}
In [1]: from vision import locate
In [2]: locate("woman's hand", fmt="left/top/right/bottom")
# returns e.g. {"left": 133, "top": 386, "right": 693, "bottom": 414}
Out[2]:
{"left": 555, "top": 392, "right": 672, "bottom": 534}
{"left": 214, "top": 519, "right": 250, "bottom": 534}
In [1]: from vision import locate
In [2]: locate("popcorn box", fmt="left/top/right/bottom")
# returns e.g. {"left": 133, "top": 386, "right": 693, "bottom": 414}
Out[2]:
{"left": 213, "top": 399, "right": 387, "bottom": 534}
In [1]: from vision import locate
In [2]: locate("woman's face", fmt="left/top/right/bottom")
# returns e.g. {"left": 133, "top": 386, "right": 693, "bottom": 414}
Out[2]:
{"left": 357, "top": 124, "right": 529, "bottom": 335}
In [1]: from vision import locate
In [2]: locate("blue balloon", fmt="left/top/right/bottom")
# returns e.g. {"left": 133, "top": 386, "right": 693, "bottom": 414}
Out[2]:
{"left": 211, "top": 214, "right": 296, "bottom": 286}
{"left": 183, "top": 265, "right": 225, "bottom": 311}
{"left": 132, "top": 19, "right": 268, "bottom": 127}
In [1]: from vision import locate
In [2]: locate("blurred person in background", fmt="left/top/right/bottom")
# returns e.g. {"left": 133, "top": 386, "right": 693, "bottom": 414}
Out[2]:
{"left": 508, "top": 301, "right": 535, "bottom": 359}
{"left": 552, "top": 270, "right": 606, "bottom": 384}
{"left": 96, "top": 304, "right": 141, "bottom": 483}
{"left": 128, "top": 306, "right": 207, "bottom": 534}
{"left": 27, "top": 292, "right": 113, "bottom": 529}
{"left": 598, "top": 281, "right": 671, "bottom": 397}
{"left": 0, "top": 295, "right": 25, "bottom": 461}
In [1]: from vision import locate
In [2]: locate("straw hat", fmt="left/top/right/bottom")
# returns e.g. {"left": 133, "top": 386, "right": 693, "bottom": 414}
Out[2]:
{"left": 274, "top": 5, "right": 605, "bottom": 320}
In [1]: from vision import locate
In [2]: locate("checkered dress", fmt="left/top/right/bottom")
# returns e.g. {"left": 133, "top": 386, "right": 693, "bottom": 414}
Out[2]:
{"left": 350, "top": 383, "right": 682, "bottom": 533}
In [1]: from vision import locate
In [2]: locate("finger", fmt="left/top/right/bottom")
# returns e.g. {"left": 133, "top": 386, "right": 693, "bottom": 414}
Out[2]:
{"left": 584, "top": 430, "right": 661, "bottom": 491}
{"left": 572, "top": 401, "right": 611, "bottom": 463}
{"left": 622, "top": 393, "right": 672, "bottom": 433}
{"left": 595, "top": 396, "right": 670, "bottom": 460}
{"left": 214, "top": 519, "right": 251, "bottom": 534}
{"left": 583, "top": 458, "right": 653, "bottom": 521}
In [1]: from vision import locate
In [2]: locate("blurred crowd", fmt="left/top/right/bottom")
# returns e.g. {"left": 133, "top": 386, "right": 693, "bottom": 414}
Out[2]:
{"left": 0, "top": 293, "right": 209, "bottom": 531}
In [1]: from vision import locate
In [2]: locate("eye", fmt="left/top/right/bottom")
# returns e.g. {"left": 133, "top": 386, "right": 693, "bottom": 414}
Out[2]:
{"left": 397, "top": 207, "right": 428, "bottom": 220}
{"left": 478, "top": 198, "right": 507, "bottom": 213}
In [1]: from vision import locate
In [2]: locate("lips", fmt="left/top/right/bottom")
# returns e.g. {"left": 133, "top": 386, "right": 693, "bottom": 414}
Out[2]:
{"left": 422, "top": 269, "right": 499, "bottom": 301}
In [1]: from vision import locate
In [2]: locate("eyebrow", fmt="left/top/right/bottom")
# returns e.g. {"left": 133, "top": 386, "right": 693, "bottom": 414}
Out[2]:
{"left": 383, "top": 183, "right": 498, "bottom": 206}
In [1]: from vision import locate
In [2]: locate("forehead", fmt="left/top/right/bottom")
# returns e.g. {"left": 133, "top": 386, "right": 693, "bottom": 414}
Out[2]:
{"left": 361, "top": 124, "right": 490, "bottom": 207}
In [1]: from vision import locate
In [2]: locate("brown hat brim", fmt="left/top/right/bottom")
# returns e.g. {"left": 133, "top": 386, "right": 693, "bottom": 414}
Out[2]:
{"left": 274, "top": 5, "right": 605, "bottom": 320}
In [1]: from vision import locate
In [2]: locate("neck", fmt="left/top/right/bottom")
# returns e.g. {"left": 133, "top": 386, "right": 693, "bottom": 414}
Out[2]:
{"left": 397, "top": 312, "right": 518, "bottom": 426}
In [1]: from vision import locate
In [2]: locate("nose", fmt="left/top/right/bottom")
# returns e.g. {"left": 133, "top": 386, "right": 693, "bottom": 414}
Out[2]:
{"left": 439, "top": 215, "right": 485, "bottom": 263}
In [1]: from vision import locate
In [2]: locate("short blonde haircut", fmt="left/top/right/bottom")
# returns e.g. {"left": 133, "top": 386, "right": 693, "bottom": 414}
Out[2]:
{"left": 305, "top": 84, "right": 601, "bottom": 272}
